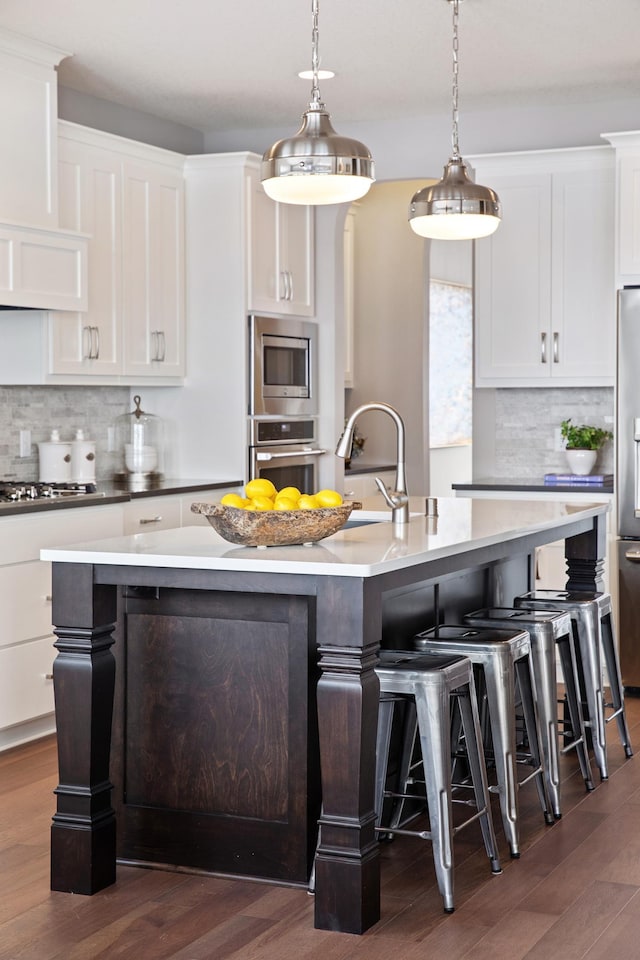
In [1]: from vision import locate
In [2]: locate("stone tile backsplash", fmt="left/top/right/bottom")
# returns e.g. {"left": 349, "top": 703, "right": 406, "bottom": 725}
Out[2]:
{"left": 494, "top": 386, "right": 615, "bottom": 478}
{"left": 0, "top": 386, "right": 130, "bottom": 481}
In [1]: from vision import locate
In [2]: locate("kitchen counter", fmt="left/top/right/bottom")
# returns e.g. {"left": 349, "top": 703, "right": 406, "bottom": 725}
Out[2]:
{"left": 452, "top": 477, "right": 614, "bottom": 495}
{"left": 0, "top": 478, "right": 241, "bottom": 516}
{"left": 43, "top": 496, "right": 608, "bottom": 935}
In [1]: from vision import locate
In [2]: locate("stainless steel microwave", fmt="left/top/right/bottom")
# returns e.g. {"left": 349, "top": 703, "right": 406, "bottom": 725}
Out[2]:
{"left": 248, "top": 315, "right": 317, "bottom": 416}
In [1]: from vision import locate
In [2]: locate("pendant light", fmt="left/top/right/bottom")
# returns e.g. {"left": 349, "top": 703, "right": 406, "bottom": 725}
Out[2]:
{"left": 261, "top": 0, "right": 375, "bottom": 206}
{"left": 409, "top": 0, "right": 501, "bottom": 240}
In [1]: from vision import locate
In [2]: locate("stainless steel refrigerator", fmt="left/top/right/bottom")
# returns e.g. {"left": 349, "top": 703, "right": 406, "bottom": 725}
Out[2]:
{"left": 617, "top": 286, "right": 640, "bottom": 689}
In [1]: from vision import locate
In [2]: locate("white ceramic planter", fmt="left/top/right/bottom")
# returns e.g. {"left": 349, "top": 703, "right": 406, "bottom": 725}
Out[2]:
{"left": 565, "top": 449, "right": 597, "bottom": 476}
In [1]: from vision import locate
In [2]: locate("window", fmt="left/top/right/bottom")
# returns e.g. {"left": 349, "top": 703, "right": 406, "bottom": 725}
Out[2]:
{"left": 429, "top": 280, "right": 472, "bottom": 447}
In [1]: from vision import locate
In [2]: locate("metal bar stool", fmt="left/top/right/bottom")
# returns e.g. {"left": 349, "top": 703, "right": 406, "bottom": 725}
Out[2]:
{"left": 375, "top": 650, "right": 501, "bottom": 913}
{"left": 412, "top": 625, "right": 554, "bottom": 859}
{"left": 463, "top": 607, "right": 595, "bottom": 816}
{"left": 514, "top": 589, "right": 633, "bottom": 781}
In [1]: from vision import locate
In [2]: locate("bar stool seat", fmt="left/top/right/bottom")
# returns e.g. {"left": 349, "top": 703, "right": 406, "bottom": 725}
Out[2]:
{"left": 412, "top": 624, "right": 554, "bottom": 859}
{"left": 463, "top": 607, "right": 595, "bottom": 816}
{"left": 375, "top": 650, "right": 501, "bottom": 913}
{"left": 514, "top": 589, "right": 633, "bottom": 781}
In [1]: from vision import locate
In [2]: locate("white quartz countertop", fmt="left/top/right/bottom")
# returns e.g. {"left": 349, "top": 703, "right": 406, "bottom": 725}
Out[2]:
{"left": 40, "top": 496, "right": 608, "bottom": 579}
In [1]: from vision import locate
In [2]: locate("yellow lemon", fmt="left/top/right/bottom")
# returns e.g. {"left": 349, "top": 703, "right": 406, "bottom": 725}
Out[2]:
{"left": 315, "top": 489, "right": 343, "bottom": 508}
{"left": 274, "top": 497, "right": 298, "bottom": 511}
{"left": 298, "top": 494, "right": 320, "bottom": 510}
{"left": 245, "top": 478, "right": 277, "bottom": 500}
{"left": 250, "top": 495, "right": 275, "bottom": 511}
{"left": 220, "top": 492, "right": 247, "bottom": 508}
{"left": 275, "top": 486, "right": 302, "bottom": 502}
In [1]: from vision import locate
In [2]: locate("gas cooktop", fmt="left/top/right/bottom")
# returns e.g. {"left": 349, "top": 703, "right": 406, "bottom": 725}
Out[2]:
{"left": 0, "top": 481, "right": 104, "bottom": 508}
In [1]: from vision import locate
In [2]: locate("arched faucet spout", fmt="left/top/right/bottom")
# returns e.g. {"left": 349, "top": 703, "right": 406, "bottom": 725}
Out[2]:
{"left": 336, "top": 402, "right": 409, "bottom": 523}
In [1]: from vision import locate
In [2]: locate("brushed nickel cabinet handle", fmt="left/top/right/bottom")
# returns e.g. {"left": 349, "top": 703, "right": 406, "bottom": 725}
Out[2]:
{"left": 139, "top": 516, "right": 163, "bottom": 524}
{"left": 553, "top": 331, "right": 559, "bottom": 363}
{"left": 541, "top": 331, "right": 547, "bottom": 363}
{"left": 83, "top": 325, "right": 92, "bottom": 360}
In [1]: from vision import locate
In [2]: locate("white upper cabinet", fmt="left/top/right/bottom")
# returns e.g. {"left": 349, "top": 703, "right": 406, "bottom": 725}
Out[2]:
{"left": 472, "top": 147, "right": 615, "bottom": 388}
{"left": 246, "top": 165, "right": 315, "bottom": 317}
{"left": 121, "top": 159, "right": 185, "bottom": 377}
{"left": 50, "top": 122, "right": 185, "bottom": 382}
{"left": 54, "top": 136, "right": 122, "bottom": 375}
{"left": 602, "top": 131, "right": 640, "bottom": 284}
{"left": 0, "top": 30, "right": 88, "bottom": 311}
{"left": 0, "top": 30, "right": 66, "bottom": 229}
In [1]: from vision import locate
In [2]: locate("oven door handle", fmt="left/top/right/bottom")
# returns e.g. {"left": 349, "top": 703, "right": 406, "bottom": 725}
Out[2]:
{"left": 256, "top": 448, "right": 326, "bottom": 461}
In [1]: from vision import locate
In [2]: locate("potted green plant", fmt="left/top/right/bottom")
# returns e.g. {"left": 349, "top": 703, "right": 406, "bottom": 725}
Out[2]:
{"left": 560, "top": 418, "right": 612, "bottom": 475}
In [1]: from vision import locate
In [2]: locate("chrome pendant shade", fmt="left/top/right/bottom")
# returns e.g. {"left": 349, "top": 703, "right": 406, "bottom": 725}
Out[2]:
{"left": 409, "top": 0, "right": 501, "bottom": 240}
{"left": 261, "top": 0, "right": 375, "bottom": 206}
{"left": 410, "top": 156, "right": 501, "bottom": 240}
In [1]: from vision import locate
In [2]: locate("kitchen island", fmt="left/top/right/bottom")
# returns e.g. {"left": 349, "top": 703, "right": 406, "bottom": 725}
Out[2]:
{"left": 42, "top": 496, "right": 608, "bottom": 934}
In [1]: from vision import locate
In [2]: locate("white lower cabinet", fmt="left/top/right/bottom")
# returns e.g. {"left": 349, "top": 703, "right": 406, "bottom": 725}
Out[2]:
{"left": 0, "top": 488, "right": 242, "bottom": 750}
{"left": 123, "top": 487, "right": 241, "bottom": 534}
{"left": 0, "top": 503, "right": 125, "bottom": 751}
{"left": 123, "top": 495, "right": 182, "bottom": 534}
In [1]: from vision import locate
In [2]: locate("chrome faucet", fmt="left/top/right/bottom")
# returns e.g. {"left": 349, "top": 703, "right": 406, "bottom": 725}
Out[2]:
{"left": 336, "top": 401, "right": 409, "bottom": 523}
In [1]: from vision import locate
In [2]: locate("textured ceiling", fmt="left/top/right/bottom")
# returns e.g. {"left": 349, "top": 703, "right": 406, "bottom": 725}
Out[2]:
{"left": 0, "top": 0, "right": 638, "bottom": 134}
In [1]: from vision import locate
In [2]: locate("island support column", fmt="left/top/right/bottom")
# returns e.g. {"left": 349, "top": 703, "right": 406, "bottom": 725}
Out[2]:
{"left": 50, "top": 563, "right": 118, "bottom": 894}
{"left": 313, "top": 577, "right": 381, "bottom": 933}
{"left": 565, "top": 512, "right": 607, "bottom": 593}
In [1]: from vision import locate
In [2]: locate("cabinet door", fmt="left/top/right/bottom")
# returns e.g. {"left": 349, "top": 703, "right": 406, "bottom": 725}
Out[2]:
{"left": 51, "top": 139, "right": 122, "bottom": 375}
{"left": 247, "top": 172, "right": 281, "bottom": 311}
{"left": 551, "top": 166, "right": 615, "bottom": 382}
{"left": 617, "top": 154, "right": 640, "bottom": 279}
{"left": 246, "top": 172, "right": 314, "bottom": 316}
{"left": 278, "top": 202, "right": 314, "bottom": 316}
{"left": 122, "top": 160, "right": 185, "bottom": 378}
{"left": 474, "top": 172, "right": 552, "bottom": 385}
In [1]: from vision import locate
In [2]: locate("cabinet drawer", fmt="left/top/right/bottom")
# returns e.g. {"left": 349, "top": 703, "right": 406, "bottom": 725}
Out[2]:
{"left": 0, "top": 561, "right": 53, "bottom": 648}
{"left": 123, "top": 496, "right": 182, "bottom": 534}
{"left": 0, "top": 504, "right": 125, "bottom": 565}
{"left": 0, "top": 637, "right": 56, "bottom": 730}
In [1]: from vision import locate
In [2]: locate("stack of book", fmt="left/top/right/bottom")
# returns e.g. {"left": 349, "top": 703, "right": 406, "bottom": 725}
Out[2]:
{"left": 543, "top": 473, "right": 613, "bottom": 485}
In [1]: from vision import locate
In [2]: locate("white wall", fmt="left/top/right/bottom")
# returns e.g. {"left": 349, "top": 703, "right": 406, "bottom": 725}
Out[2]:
{"left": 58, "top": 86, "right": 205, "bottom": 155}
{"left": 345, "top": 180, "right": 429, "bottom": 492}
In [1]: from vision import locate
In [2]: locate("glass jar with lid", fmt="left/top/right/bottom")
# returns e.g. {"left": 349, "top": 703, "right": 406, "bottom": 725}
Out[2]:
{"left": 113, "top": 395, "right": 165, "bottom": 489}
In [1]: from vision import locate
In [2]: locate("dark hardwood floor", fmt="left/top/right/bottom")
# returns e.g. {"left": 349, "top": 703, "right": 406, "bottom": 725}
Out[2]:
{"left": 2, "top": 693, "right": 640, "bottom": 959}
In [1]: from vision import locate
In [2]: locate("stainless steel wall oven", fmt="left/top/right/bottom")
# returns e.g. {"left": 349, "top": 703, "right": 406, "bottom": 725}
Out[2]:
{"left": 248, "top": 418, "right": 325, "bottom": 492}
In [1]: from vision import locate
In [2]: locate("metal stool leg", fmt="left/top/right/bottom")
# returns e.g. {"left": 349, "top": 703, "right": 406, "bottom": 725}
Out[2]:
{"left": 523, "top": 630, "right": 561, "bottom": 817}
{"left": 454, "top": 685, "right": 501, "bottom": 876}
{"left": 556, "top": 631, "right": 595, "bottom": 789}
{"left": 513, "top": 657, "right": 555, "bottom": 825}
{"left": 573, "top": 606, "right": 609, "bottom": 779}
{"left": 414, "top": 681, "right": 457, "bottom": 911}
{"left": 477, "top": 658, "right": 521, "bottom": 857}
{"left": 598, "top": 599, "right": 633, "bottom": 758}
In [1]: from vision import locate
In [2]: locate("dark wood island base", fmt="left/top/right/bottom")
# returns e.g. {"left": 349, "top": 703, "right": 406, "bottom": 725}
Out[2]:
{"left": 44, "top": 501, "right": 607, "bottom": 934}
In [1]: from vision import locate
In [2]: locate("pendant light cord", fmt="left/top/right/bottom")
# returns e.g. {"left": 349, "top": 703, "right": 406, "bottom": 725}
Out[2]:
{"left": 451, "top": 0, "right": 461, "bottom": 160}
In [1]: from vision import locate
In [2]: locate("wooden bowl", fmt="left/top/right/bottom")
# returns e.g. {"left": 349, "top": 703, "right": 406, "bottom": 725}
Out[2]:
{"left": 190, "top": 501, "right": 361, "bottom": 547}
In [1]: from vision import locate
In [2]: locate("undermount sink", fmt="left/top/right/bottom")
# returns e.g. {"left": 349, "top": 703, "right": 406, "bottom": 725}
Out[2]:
{"left": 344, "top": 510, "right": 393, "bottom": 526}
